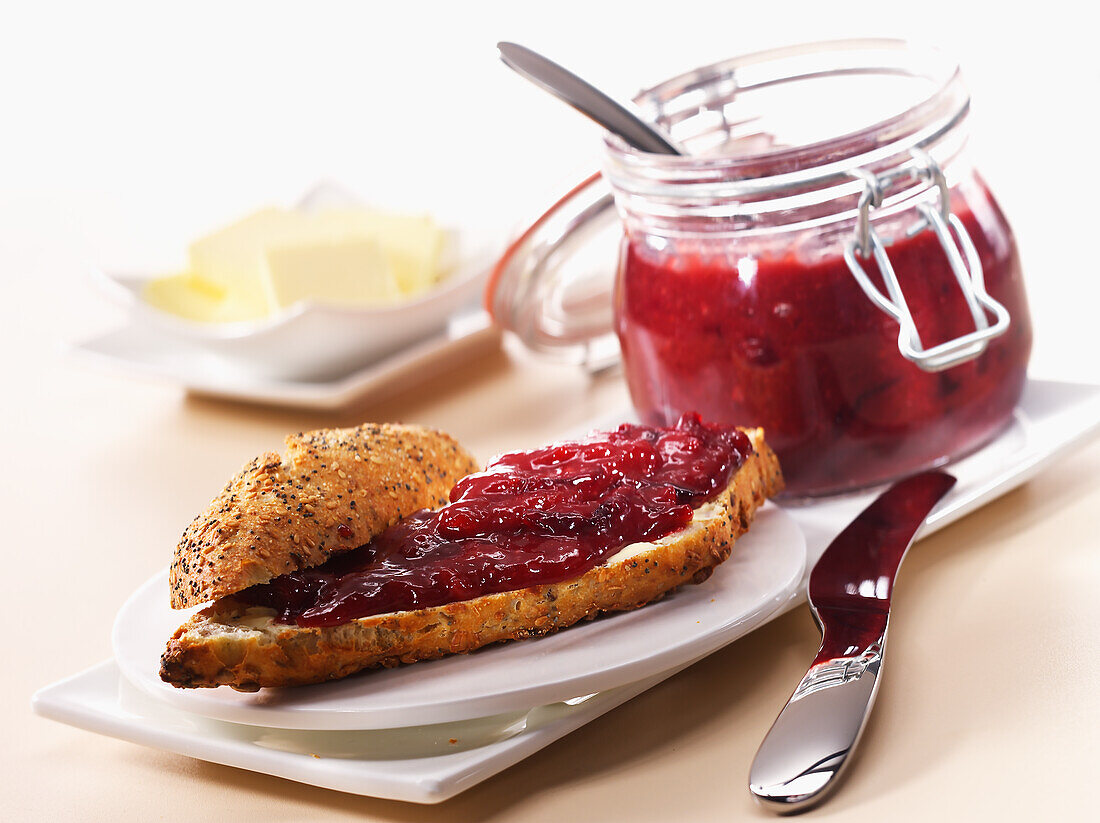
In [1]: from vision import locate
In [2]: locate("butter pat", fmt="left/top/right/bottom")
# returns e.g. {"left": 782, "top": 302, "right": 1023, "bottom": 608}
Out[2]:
{"left": 263, "top": 238, "right": 401, "bottom": 309}
{"left": 147, "top": 205, "right": 449, "bottom": 323}
{"left": 316, "top": 210, "right": 445, "bottom": 296}
{"left": 143, "top": 271, "right": 233, "bottom": 319}
{"left": 144, "top": 271, "right": 271, "bottom": 322}
{"left": 187, "top": 208, "right": 304, "bottom": 320}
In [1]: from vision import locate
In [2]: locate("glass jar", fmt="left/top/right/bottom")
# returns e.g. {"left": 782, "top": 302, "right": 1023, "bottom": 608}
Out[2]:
{"left": 490, "top": 40, "right": 1032, "bottom": 497}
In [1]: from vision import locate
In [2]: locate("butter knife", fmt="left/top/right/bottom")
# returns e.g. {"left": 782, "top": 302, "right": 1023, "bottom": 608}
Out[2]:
{"left": 749, "top": 470, "right": 956, "bottom": 812}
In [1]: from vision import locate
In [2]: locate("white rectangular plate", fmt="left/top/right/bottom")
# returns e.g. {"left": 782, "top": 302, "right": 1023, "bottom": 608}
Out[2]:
{"left": 32, "top": 378, "right": 1100, "bottom": 803}
{"left": 34, "top": 660, "right": 669, "bottom": 804}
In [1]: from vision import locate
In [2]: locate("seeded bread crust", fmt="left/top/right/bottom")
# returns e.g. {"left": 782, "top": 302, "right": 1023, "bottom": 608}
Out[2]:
{"left": 169, "top": 423, "right": 480, "bottom": 609}
{"left": 160, "top": 430, "right": 782, "bottom": 690}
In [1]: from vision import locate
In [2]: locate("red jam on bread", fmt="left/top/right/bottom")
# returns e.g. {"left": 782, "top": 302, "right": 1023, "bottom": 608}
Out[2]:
{"left": 238, "top": 414, "right": 752, "bottom": 626}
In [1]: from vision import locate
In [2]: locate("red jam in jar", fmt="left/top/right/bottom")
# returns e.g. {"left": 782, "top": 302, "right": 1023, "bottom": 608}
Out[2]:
{"left": 616, "top": 177, "right": 1032, "bottom": 496}
{"left": 239, "top": 414, "right": 750, "bottom": 626}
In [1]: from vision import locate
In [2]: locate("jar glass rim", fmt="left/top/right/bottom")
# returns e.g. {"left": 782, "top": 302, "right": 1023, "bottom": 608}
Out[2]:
{"left": 488, "top": 39, "right": 975, "bottom": 365}
{"left": 604, "top": 38, "right": 969, "bottom": 200}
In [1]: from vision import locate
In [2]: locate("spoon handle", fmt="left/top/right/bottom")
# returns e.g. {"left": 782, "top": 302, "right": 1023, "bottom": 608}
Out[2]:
{"left": 497, "top": 42, "right": 682, "bottom": 155}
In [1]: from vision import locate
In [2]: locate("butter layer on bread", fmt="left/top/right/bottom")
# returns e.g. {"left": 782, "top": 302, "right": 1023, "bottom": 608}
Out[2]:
{"left": 170, "top": 423, "right": 480, "bottom": 610}
{"left": 160, "top": 430, "right": 782, "bottom": 690}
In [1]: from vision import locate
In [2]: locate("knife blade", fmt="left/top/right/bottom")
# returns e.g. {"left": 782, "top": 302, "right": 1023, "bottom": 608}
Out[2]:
{"left": 749, "top": 470, "right": 956, "bottom": 813}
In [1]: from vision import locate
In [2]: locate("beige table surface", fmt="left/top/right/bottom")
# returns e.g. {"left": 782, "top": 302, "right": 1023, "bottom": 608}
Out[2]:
{"left": 3, "top": 322, "right": 1098, "bottom": 822}
{"left": 4, "top": 3, "right": 1100, "bottom": 820}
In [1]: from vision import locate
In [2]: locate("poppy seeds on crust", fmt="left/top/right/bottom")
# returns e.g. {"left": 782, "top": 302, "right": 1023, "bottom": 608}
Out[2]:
{"left": 168, "top": 423, "right": 480, "bottom": 609}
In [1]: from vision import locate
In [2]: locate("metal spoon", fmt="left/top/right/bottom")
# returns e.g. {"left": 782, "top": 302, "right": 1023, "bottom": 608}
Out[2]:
{"left": 497, "top": 42, "right": 684, "bottom": 155}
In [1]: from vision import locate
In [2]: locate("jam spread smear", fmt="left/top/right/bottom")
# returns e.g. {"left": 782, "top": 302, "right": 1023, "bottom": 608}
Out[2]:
{"left": 239, "top": 414, "right": 751, "bottom": 627}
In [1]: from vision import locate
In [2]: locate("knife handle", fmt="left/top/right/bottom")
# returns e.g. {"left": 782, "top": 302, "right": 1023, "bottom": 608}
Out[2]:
{"left": 748, "top": 629, "right": 887, "bottom": 813}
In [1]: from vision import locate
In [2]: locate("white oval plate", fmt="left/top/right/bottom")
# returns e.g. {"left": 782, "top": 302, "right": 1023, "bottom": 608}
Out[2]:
{"left": 113, "top": 503, "right": 805, "bottom": 730}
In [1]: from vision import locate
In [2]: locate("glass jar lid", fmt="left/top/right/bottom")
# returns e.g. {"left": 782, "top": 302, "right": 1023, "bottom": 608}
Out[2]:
{"left": 488, "top": 38, "right": 970, "bottom": 367}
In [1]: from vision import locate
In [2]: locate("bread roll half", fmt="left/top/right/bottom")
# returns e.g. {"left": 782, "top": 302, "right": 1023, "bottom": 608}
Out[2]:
{"left": 161, "top": 429, "right": 782, "bottom": 690}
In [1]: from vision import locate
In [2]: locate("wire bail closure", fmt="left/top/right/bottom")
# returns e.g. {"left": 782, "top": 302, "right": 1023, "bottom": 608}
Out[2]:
{"left": 843, "top": 149, "right": 1011, "bottom": 372}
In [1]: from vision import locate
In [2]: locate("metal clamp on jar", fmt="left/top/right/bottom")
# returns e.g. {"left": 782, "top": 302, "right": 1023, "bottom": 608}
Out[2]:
{"left": 845, "top": 148, "right": 1011, "bottom": 372}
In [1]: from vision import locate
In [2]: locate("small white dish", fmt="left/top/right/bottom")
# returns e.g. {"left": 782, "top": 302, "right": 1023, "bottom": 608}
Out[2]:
{"left": 90, "top": 182, "right": 498, "bottom": 381}
{"left": 69, "top": 310, "right": 500, "bottom": 410}
{"left": 112, "top": 504, "right": 806, "bottom": 730}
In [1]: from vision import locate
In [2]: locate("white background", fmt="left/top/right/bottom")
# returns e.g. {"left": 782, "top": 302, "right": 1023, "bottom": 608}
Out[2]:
{"left": 1, "top": 0, "right": 1094, "bottom": 382}
{"left": 2, "top": 7, "right": 1097, "bottom": 819}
